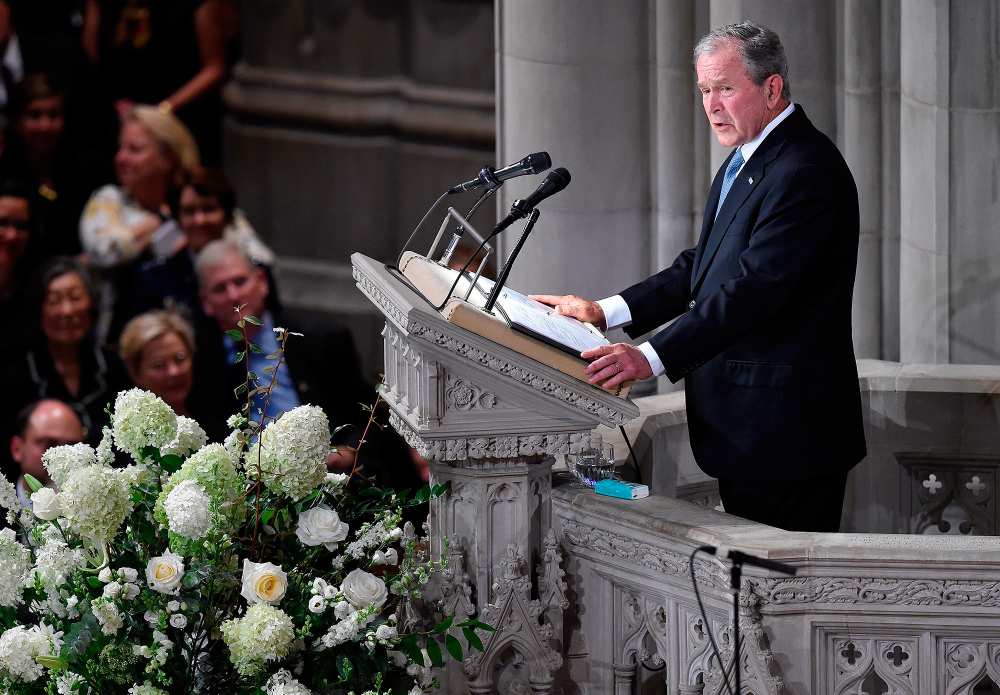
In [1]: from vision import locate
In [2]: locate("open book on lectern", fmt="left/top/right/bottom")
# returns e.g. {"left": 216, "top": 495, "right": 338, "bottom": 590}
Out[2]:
{"left": 397, "top": 251, "right": 609, "bottom": 358}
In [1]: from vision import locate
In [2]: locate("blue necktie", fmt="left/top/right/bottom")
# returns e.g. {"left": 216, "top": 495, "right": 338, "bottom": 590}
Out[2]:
{"left": 714, "top": 148, "right": 745, "bottom": 220}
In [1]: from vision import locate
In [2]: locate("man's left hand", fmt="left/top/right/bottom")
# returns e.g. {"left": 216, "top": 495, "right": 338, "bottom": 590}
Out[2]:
{"left": 327, "top": 446, "right": 357, "bottom": 472}
{"left": 582, "top": 343, "right": 652, "bottom": 390}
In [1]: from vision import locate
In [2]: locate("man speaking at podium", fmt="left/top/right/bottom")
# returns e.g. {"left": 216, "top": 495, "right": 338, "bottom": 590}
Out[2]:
{"left": 532, "top": 21, "right": 865, "bottom": 533}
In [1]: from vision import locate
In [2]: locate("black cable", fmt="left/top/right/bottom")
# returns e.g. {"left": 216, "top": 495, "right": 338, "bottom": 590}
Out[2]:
{"left": 690, "top": 547, "right": 735, "bottom": 695}
{"left": 618, "top": 425, "right": 642, "bottom": 484}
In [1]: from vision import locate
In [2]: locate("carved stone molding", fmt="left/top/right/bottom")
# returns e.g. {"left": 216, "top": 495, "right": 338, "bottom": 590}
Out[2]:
{"left": 445, "top": 375, "right": 499, "bottom": 411}
{"left": 750, "top": 576, "right": 1000, "bottom": 608}
{"left": 832, "top": 637, "right": 916, "bottom": 695}
{"left": 390, "top": 411, "right": 589, "bottom": 461}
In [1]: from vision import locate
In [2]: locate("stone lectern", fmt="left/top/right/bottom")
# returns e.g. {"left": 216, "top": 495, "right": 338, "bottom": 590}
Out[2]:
{"left": 352, "top": 253, "right": 638, "bottom": 692}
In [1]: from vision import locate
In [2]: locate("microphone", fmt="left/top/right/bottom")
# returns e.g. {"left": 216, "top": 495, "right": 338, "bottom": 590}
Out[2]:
{"left": 448, "top": 152, "right": 552, "bottom": 195}
{"left": 698, "top": 545, "right": 797, "bottom": 575}
{"left": 491, "top": 167, "right": 571, "bottom": 237}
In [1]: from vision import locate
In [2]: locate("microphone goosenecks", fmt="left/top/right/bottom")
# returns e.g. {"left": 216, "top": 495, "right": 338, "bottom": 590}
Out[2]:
{"left": 448, "top": 152, "right": 552, "bottom": 195}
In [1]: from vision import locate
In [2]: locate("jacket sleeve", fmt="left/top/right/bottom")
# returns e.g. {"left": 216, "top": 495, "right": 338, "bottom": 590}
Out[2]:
{"left": 619, "top": 247, "right": 697, "bottom": 338}
{"left": 651, "top": 163, "right": 843, "bottom": 382}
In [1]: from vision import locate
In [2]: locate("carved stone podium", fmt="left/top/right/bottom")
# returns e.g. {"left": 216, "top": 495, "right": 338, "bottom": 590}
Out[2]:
{"left": 352, "top": 253, "right": 638, "bottom": 692}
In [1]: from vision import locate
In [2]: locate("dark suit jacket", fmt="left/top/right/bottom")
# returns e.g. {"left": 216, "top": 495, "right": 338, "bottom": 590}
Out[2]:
{"left": 192, "top": 310, "right": 423, "bottom": 491}
{"left": 620, "top": 106, "right": 866, "bottom": 481}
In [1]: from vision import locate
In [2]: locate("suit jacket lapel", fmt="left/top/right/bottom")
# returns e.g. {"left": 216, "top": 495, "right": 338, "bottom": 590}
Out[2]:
{"left": 691, "top": 156, "right": 728, "bottom": 281}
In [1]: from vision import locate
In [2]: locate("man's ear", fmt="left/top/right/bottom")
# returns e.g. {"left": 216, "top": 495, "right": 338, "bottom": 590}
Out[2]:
{"left": 766, "top": 74, "right": 784, "bottom": 107}
{"left": 10, "top": 436, "right": 24, "bottom": 465}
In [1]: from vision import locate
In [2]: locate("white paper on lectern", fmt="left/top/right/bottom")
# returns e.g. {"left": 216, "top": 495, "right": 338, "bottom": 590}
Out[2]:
{"left": 473, "top": 278, "right": 610, "bottom": 355}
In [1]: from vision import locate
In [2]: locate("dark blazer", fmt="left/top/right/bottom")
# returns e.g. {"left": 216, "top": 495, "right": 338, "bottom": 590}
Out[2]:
{"left": 620, "top": 106, "right": 866, "bottom": 481}
{"left": 192, "top": 310, "right": 423, "bottom": 491}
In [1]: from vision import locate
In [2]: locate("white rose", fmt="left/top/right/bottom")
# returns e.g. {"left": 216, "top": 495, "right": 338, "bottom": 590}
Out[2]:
{"left": 98, "top": 567, "right": 113, "bottom": 583}
{"left": 30, "top": 488, "right": 63, "bottom": 521}
{"left": 295, "top": 506, "right": 349, "bottom": 551}
{"left": 382, "top": 548, "right": 398, "bottom": 565}
{"left": 166, "top": 600, "right": 180, "bottom": 613}
{"left": 169, "top": 613, "right": 188, "bottom": 629}
{"left": 308, "top": 595, "right": 326, "bottom": 614}
{"left": 340, "top": 569, "right": 388, "bottom": 610}
{"left": 312, "top": 578, "right": 329, "bottom": 596}
{"left": 146, "top": 551, "right": 185, "bottom": 595}
{"left": 119, "top": 567, "right": 139, "bottom": 583}
{"left": 240, "top": 559, "right": 287, "bottom": 605}
{"left": 387, "top": 527, "right": 403, "bottom": 542}
{"left": 143, "top": 610, "right": 159, "bottom": 625}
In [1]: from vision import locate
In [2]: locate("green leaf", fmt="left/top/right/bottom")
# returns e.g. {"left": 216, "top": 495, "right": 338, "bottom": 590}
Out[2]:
{"left": 86, "top": 576, "right": 103, "bottom": 589}
{"left": 262, "top": 365, "right": 275, "bottom": 374}
{"left": 433, "top": 615, "right": 454, "bottom": 634}
{"left": 248, "top": 342, "right": 264, "bottom": 354}
{"left": 468, "top": 619, "right": 496, "bottom": 632}
{"left": 160, "top": 454, "right": 183, "bottom": 473}
{"left": 425, "top": 637, "right": 444, "bottom": 667}
{"left": 462, "top": 626, "right": 484, "bottom": 652}
{"left": 431, "top": 483, "right": 449, "bottom": 498}
{"left": 265, "top": 352, "right": 281, "bottom": 360}
{"left": 244, "top": 314, "right": 262, "bottom": 326}
{"left": 399, "top": 635, "right": 423, "bottom": 666}
{"left": 23, "top": 474, "right": 44, "bottom": 493}
{"left": 445, "top": 634, "right": 463, "bottom": 661}
{"left": 413, "top": 487, "right": 431, "bottom": 504}
{"left": 336, "top": 655, "right": 353, "bottom": 680}
{"left": 34, "top": 655, "right": 68, "bottom": 671}
{"left": 260, "top": 509, "right": 275, "bottom": 525}
{"left": 225, "top": 329, "right": 244, "bottom": 341}
{"left": 234, "top": 383, "right": 248, "bottom": 398}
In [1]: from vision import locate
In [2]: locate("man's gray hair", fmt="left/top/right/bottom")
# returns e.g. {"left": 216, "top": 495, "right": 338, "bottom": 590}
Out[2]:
{"left": 693, "top": 20, "right": 791, "bottom": 100}
{"left": 195, "top": 238, "right": 255, "bottom": 281}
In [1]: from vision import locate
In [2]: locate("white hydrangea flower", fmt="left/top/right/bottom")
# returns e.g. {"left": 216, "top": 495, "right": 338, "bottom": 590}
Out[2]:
{"left": 0, "top": 477, "right": 22, "bottom": 525}
{"left": 128, "top": 682, "right": 169, "bottom": 695}
{"left": 163, "top": 480, "right": 212, "bottom": 540}
{"left": 161, "top": 416, "right": 207, "bottom": 457}
{"left": 0, "top": 528, "right": 31, "bottom": 607}
{"left": 265, "top": 669, "right": 312, "bottom": 695}
{"left": 96, "top": 426, "right": 115, "bottom": 466}
{"left": 221, "top": 603, "right": 295, "bottom": 676}
{"left": 42, "top": 443, "right": 97, "bottom": 488}
{"left": 60, "top": 466, "right": 133, "bottom": 541}
{"left": 0, "top": 624, "right": 58, "bottom": 682}
{"left": 244, "top": 405, "right": 330, "bottom": 500}
{"left": 112, "top": 388, "right": 178, "bottom": 460}
{"left": 92, "top": 597, "right": 124, "bottom": 635}
{"left": 31, "top": 540, "right": 82, "bottom": 596}
{"left": 56, "top": 672, "right": 85, "bottom": 695}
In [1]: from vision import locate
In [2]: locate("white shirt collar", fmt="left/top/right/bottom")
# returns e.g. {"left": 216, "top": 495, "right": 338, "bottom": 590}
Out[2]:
{"left": 735, "top": 101, "right": 796, "bottom": 172}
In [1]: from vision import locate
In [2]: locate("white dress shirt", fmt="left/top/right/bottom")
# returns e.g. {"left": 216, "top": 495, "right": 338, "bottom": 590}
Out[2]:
{"left": 597, "top": 102, "right": 797, "bottom": 378}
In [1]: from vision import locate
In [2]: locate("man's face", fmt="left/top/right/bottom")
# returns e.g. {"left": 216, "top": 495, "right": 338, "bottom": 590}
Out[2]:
{"left": 696, "top": 42, "right": 774, "bottom": 147}
{"left": 0, "top": 195, "right": 30, "bottom": 290}
{"left": 199, "top": 252, "right": 269, "bottom": 332}
{"left": 10, "top": 402, "right": 85, "bottom": 485}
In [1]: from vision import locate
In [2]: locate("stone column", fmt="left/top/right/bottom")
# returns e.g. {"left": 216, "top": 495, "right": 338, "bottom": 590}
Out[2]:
{"left": 496, "top": 0, "right": 651, "bottom": 299}
{"left": 899, "top": 0, "right": 950, "bottom": 363}
{"left": 841, "top": 0, "right": 883, "bottom": 358}
{"left": 880, "top": 0, "right": 901, "bottom": 362}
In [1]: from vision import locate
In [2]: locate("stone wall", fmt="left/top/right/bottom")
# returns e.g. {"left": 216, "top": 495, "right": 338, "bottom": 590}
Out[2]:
{"left": 224, "top": 0, "right": 495, "bottom": 378}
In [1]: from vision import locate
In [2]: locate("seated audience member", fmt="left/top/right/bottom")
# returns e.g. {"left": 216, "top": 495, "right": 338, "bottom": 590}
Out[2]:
{"left": 8, "top": 399, "right": 84, "bottom": 507}
{"left": 193, "top": 240, "right": 420, "bottom": 485}
{"left": 0, "top": 177, "right": 33, "bottom": 355}
{"left": 0, "top": 1, "right": 24, "bottom": 118}
{"left": 118, "top": 309, "right": 225, "bottom": 441}
{"left": 79, "top": 105, "right": 200, "bottom": 339}
{"left": 174, "top": 166, "right": 281, "bottom": 314}
{"left": 1, "top": 73, "right": 113, "bottom": 256}
{"left": 0, "top": 256, "right": 128, "bottom": 445}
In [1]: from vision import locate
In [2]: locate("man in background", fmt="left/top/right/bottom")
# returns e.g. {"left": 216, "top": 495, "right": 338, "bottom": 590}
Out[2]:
{"left": 8, "top": 398, "right": 84, "bottom": 506}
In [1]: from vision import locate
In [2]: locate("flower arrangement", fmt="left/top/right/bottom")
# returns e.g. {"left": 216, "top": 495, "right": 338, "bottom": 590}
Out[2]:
{"left": 0, "top": 317, "right": 490, "bottom": 693}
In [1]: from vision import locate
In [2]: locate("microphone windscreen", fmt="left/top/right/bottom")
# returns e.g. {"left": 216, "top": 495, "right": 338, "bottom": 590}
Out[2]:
{"left": 526, "top": 152, "right": 552, "bottom": 174}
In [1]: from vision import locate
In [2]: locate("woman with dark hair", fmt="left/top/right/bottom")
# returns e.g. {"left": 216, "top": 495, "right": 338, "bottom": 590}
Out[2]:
{"left": 0, "top": 72, "right": 113, "bottom": 257}
{"left": 0, "top": 256, "right": 128, "bottom": 444}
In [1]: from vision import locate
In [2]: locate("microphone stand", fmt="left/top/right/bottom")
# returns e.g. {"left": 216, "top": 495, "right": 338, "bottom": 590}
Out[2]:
{"left": 483, "top": 208, "right": 540, "bottom": 314}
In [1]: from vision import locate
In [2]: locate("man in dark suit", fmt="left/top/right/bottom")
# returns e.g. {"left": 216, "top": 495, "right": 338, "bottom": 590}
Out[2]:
{"left": 193, "top": 239, "right": 426, "bottom": 489}
{"left": 533, "top": 21, "right": 865, "bottom": 532}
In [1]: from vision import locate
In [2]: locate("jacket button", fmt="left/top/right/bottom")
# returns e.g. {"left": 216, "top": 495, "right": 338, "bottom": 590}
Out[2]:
{"left": 688, "top": 300, "right": 697, "bottom": 310}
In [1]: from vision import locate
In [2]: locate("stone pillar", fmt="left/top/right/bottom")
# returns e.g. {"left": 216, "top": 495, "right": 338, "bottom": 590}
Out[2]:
{"left": 945, "top": 0, "right": 1000, "bottom": 364}
{"left": 841, "top": 0, "right": 882, "bottom": 358}
{"left": 880, "top": 0, "right": 901, "bottom": 362}
{"left": 496, "top": 0, "right": 651, "bottom": 299}
{"left": 899, "top": 0, "right": 950, "bottom": 363}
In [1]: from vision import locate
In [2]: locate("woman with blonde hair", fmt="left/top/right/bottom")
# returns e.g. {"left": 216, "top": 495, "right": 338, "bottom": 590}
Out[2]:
{"left": 118, "top": 309, "right": 224, "bottom": 437}
{"left": 80, "top": 106, "right": 202, "bottom": 341}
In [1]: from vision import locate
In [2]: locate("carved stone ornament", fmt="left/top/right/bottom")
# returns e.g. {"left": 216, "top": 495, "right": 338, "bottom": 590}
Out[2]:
{"left": 943, "top": 640, "right": 1000, "bottom": 695}
{"left": 438, "top": 542, "right": 475, "bottom": 620}
{"left": 463, "top": 545, "right": 563, "bottom": 693}
{"left": 445, "top": 375, "right": 499, "bottom": 411}
{"left": 832, "top": 637, "right": 916, "bottom": 695}
{"left": 390, "top": 411, "right": 589, "bottom": 461}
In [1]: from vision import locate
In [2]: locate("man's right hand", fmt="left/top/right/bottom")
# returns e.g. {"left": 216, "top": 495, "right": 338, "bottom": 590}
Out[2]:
{"left": 529, "top": 294, "right": 607, "bottom": 331}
